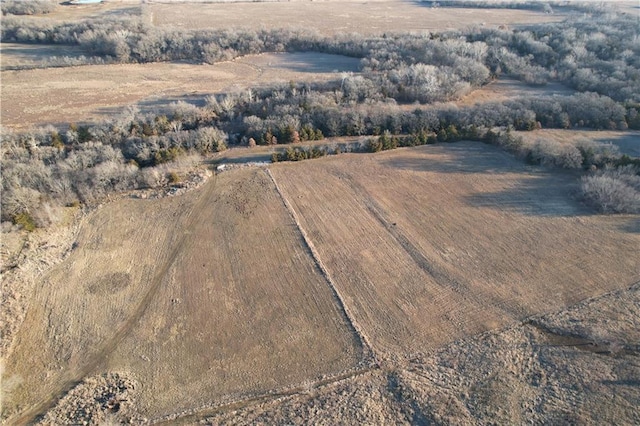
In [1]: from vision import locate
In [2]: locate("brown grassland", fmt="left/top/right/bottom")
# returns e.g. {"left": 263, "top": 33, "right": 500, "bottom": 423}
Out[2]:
{"left": 271, "top": 143, "right": 640, "bottom": 356}
{"left": 0, "top": 0, "right": 566, "bottom": 129}
{"left": 0, "top": 52, "right": 360, "bottom": 129}
{"left": 147, "top": 1, "right": 565, "bottom": 35}
{"left": 2, "top": 1, "right": 639, "bottom": 424}
{"left": 3, "top": 167, "right": 362, "bottom": 422}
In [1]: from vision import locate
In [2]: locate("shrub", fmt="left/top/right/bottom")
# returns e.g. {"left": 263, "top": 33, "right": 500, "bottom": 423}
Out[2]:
{"left": 167, "top": 171, "right": 181, "bottom": 184}
{"left": 367, "top": 138, "right": 383, "bottom": 153}
{"left": 575, "top": 139, "right": 620, "bottom": 168}
{"left": 13, "top": 212, "right": 37, "bottom": 232}
{"left": 581, "top": 166, "right": 640, "bottom": 213}
{"left": 1, "top": 0, "right": 56, "bottom": 15}
{"left": 528, "top": 139, "right": 583, "bottom": 169}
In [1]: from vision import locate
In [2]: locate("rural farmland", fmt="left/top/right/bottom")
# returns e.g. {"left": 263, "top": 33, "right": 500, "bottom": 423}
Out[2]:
{"left": 1, "top": 0, "right": 639, "bottom": 424}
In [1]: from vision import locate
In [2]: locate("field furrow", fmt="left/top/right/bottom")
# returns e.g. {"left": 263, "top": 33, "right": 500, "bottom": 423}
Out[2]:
{"left": 270, "top": 142, "right": 640, "bottom": 356}
{"left": 3, "top": 168, "right": 362, "bottom": 422}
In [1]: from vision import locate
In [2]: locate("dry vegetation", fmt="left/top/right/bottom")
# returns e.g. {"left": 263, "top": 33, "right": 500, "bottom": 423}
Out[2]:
{"left": 0, "top": 52, "right": 359, "bottom": 129}
{"left": 5, "top": 142, "right": 636, "bottom": 424}
{"left": 205, "top": 282, "right": 640, "bottom": 425}
{"left": 147, "top": 1, "right": 565, "bottom": 35}
{"left": 2, "top": 0, "right": 639, "bottom": 424}
{"left": 271, "top": 143, "right": 639, "bottom": 356}
{"left": 3, "top": 167, "right": 363, "bottom": 423}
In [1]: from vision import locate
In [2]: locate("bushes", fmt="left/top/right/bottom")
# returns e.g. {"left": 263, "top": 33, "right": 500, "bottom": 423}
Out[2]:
{"left": 526, "top": 139, "right": 583, "bottom": 169}
{"left": 581, "top": 166, "right": 640, "bottom": 213}
{"left": 12, "top": 212, "right": 37, "bottom": 232}
{"left": 1, "top": 0, "right": 56, "bottom": 15}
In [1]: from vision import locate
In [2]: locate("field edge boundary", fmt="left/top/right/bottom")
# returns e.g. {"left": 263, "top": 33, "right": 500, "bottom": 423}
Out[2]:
{"left": 265, "top": 167, "right": 379, "bottom": 363}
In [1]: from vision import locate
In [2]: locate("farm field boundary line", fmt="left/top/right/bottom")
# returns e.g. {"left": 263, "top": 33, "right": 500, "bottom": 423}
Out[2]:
{"left": 157, "top": 279, "right": 640, "bottom": 424}
{"left": 152, "top": 364, "right": 378, "bottom": 425}
{"left": 266, "top": 167, "right": 379, "bottom": 363}
{"left": 9, "top": 175, "right": 220, "bottom": 426}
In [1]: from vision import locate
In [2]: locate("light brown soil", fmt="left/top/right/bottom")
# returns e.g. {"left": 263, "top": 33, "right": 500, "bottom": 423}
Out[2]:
{"left": 0, "top": 52, "right": 358, "bottom": 129}
{"left": 270, "top": 142, "right": 640, "bottom": 356}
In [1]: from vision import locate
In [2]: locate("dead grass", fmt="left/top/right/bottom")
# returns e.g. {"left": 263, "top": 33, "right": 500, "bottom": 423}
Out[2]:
{"left": 2, "top": 167, "right": 362, "bottom": 423}
{"left": 205, "top": 283, "right": 640, "bottom": 425}
{"left": 519, "top": 129, "right": 640, "bottom": 158}
{"left": 4, "top": 143, "right": 638, "bottom": 423}
{"left": 147, "top": 1, "right": 566, "bottom": 35}
{"left": 270, "top": 142, "right": 639, "bottom": 355}
{"left": 456, "top": 77, "right": 576, "bottom": 106}
{"left": 0, "top": 53, "right": 357, "bottom": 129}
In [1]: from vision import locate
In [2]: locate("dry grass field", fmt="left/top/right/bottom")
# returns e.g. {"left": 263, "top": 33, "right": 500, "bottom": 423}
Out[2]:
{"left": 2, "top": 1, "right": 640, "bottom": 423}
{"left": 270, "top": 143, "right": 640, "bottom": 356}
{"left": 3, "top": 143, "right": 638, "bottom": 423}
{"left": 2, "top": 167, "right": 363, "bottom": 424}
{"left": 519, "top": 129, "right": 640, "bottom": 158}
{"left": 456, "top": 77, "right": 576, "bottom": 106}
{"left": 23, "top": 0, "right": 567, "bottom": 36}
{"left": 206, "top": 283, "right": 640, "bottom": 425}
{"left": 0, "top": 0, "right": 567, "bottom": 129}
{"left": 147, "top": 1, "right": 566, "bottom": 35}
{"left": 0, "top": 52, "right": 359, "bottom": 129}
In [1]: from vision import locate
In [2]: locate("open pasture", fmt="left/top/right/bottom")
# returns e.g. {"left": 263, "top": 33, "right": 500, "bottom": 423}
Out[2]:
{"left": 147, "top": 0, "right": 565, "bottom": 35}
{"left": 2, "top": 167, "right": 362, "bottom": 423}
{"left": 0, "top": 52, "right": 358, "bottom": 129}
{"left": 271, "top": 142, "right": 640, "bottom": 355}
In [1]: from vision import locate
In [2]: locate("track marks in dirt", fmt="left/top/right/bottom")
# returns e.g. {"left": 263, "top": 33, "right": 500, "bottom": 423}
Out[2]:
{"left": 329, "top": 167, "right": 469, "bottom": 295}
{"left": 270, "top": 145, "right": 640, "bottom": 356}
{"left": 266, "top": 167, "right": 377, "bottom": 364}
{"left": 9, "top": 176, "right": 220, "bottom": 425}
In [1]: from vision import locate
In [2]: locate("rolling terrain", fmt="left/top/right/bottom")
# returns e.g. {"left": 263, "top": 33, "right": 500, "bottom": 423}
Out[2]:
{"left": 2, "top": 0, "right": 639, "bottom": 423}
{"left": 3, "top": 167, "right": 363, "bottom": 423}
{"left": 3, "top": 143, "right": 638, "bottom": 423}
{"left": 271, "top": 143, "right": 639, "bottom": 356}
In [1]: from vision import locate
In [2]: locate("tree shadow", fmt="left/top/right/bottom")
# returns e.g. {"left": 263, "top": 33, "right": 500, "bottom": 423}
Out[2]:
{"left": 94, "top": 93, "right": 208, "bottom": 118}
{"left": 617, "top": 217, "right": 640, "bottom": 234}
{"left": 593, "top": 132, "right": 640, "bottom": 157}
{"left": 383, "top": 142, "right": 527, "bottom": 175}
{"left": 252, "top": 52, "right": 361, "bottom": 74}
{"left": 383, "top": 142, "right": 591, "bottom": 217}
{"left": 463, "top": 172, "right": 587, "bottom": 217}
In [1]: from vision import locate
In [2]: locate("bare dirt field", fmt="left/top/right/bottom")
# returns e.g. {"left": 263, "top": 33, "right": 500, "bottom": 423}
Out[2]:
{"left": 270, "top": 143, "right": 640, "bottom": 356}
{"left": 0, "top": 52, "right": 358, "bottom": 129}
{"left": 2, "top": 167, "right": 363, "bottom": 424}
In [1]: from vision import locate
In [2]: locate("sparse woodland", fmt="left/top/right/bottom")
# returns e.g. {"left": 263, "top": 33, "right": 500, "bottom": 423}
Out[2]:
{"left": 2, "top": 2, "right": 640, "bottom": 228}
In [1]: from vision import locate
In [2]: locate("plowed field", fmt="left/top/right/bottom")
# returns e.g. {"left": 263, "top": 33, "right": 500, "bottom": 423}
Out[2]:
{"left": 270, "top": 142, "right": 640, "bottom": 355}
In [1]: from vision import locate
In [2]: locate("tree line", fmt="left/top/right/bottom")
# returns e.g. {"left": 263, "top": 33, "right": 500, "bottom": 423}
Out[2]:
{"left": 2, "top": 9, "right": 639, "bottom": 226}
